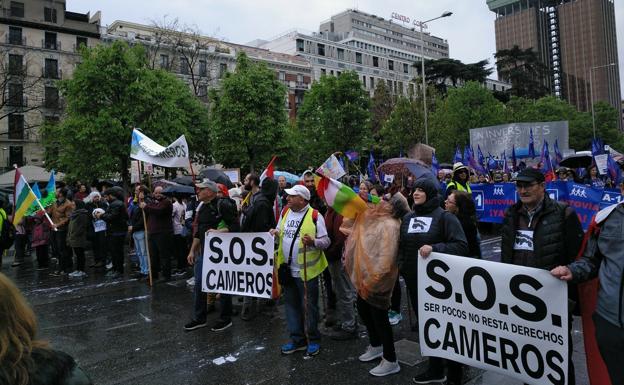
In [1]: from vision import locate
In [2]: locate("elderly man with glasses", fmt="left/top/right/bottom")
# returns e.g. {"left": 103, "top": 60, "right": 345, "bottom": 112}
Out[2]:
{"left": 500, "top": 167, "right": 584, "bottom": 385}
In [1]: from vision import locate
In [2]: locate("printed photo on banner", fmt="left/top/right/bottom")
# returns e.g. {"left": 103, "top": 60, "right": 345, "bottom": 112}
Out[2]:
{"left": 316, "top": 154, "right": 346, "bottom": 180}
{"left": 201, "top": 232, "right": 275, "bottom": 299}
{"left": 418, "top": 252, "right": 569, "bottom": 385}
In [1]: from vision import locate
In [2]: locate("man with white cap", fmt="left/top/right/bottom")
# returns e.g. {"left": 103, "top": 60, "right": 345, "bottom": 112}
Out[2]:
{"left": 272, "top": 184, "right": 330, "bottom": 357}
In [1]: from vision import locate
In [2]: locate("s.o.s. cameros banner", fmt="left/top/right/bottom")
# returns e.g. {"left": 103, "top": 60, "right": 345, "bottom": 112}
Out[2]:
{"left": 418, "top": 252, "right": 568, "bottom": 385}
{"left": 202, "top": 232, "right": 275, "bottom": 299}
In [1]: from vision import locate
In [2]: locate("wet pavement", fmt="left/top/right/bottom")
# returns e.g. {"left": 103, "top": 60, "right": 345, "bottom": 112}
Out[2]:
{"left": 2, "top": 235, "right": 588, "bottom": 385}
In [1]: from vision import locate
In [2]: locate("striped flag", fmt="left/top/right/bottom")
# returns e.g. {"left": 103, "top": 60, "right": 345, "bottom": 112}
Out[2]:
{"left": 259, "top": 156, "right": 276, "bottom": 186}
{"left": 314, "top": 175, "right": 368, "bottom": 219}
{"left": 13, "top": 168, "right": 39, "bottom": 225}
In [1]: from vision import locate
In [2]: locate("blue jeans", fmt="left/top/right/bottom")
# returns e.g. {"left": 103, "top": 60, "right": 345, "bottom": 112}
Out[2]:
{"left": 193, "top": 251, "right": 232, "bottom": 323}
{"left": 132, "top": 231, "right": 149, "bottom": 275}
{"left": 284, "top": 276, "right": 320, "bottom": 345}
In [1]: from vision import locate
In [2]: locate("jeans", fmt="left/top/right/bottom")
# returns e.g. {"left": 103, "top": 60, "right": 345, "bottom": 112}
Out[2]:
{"left": 357, "top": 295, "right": 396, "bottom": 362}
{"left": 327, "top": 259, "right": 356, "bottom": 332}
{"left": 132, "top": 231, "right": 149, "bottom": 275}
{"left": 193, "top": 251, "right": 231, "bottom": 323}
{"left": 284, "top": 276, "right": 320, "bottom": 345}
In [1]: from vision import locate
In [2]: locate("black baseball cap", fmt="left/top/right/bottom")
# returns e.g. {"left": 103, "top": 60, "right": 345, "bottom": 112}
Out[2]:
{"left": 513, "top": 168, "right": 545, "bottom": 183}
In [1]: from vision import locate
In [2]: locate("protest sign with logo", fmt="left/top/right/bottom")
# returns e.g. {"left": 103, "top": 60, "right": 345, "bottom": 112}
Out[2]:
{"left": 130, "top": 128, "right": 189, "bottom": 168}
{"left": 418, "top": 252, "right": 568, "bottom": 385}
{"left": 316, "top": 154, "right": 346, "bottom": 180}
{"left": 593, "top": 154, "right": 608, "bottom": 175}
{"left": 201, "top": 232, "right": 275, "bottom": 299}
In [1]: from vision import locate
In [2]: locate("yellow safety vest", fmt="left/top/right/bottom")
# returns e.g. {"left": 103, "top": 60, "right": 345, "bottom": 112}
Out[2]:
{"left": 276, "top": 207, "right": 327, "bottom": 281}
{"left": 446, "top": 181, "right": 471, "bottom": 194}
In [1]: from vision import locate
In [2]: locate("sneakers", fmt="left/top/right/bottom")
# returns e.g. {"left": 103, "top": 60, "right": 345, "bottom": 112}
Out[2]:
{"left": 183, "top": 320, "right": 207, "bottom": 332}
{"left": 11, "top": 261, "right": 23, "bottom": 267}
{"left": 105, "top": 270, "right": 122, "bottom": 279}
{"left": 306, "top": 342, "right": 320, "bottom": 356}
{"left": 211, "top": 319, "right": 232, "bottom": 331}
{"left": 49, "top": 270, "right": 67, "bottom": 277}
{"left": 106, "top": 262, "right": 113, "bottom": 270}
{"left": 359, "top": 345, "right": 383, "bottom": 362}
{"left": 369, "top": 358, "right": 401, "bottom": 377}
{"left": 388, "top": 310, "right": 403, "bottom": 326}
{"left": 68, "top": 270, "right": 88, "bottom": 279}
{"left": 412, "top": 372, "right": 447, "bottom": 384}
{"left": 280, "top": 341, "right": 307, "bottom": 355}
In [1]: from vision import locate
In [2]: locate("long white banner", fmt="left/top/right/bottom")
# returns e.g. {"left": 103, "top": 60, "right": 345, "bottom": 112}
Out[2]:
{"left": 201, "top": 232, "right": 275, "bottom": 299}
{"left": 418, "top": 252, "right": 568, "bottom": 385}
{"left": 130, "top": 128, "right": 189, "bottom": 168}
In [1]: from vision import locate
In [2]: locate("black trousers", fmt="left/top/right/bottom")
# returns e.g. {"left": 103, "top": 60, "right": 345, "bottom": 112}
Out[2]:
{"left": 72, "top": 247, "right": 85, "bottom": 271}
{"left": 13, "top": 234, "right": 27, "bottom": 262}
{"left": 35, "top": 245, "right": 49, "bottom": 268}
{"left": 92, "top": 231, "right": 107, "bottom": 263}
{"left": 149, "top": 232, "right": 173, "bottom": 279}
{"left": 173, "top": 234, "right": 188, "bottom": 270}
{"left": 108, "top": 234, "right": 125, "bottom": 273}
{"left": 594, "top": 312, "right": 624, "bottom": 385}
{"left": 52, "top": 230, "right": 72, "bottom": 272}
{"left": 390, "top": 276, "right": 401, "bottom": 312}
{"left": 356, "top": 295, "right": 396, "bottom": 362}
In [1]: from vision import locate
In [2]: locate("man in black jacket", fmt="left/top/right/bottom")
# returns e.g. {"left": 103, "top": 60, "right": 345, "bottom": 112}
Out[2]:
{"left": 96, "top": 187, "right": 128, "bottom": 279}
{"left": 500, "top": 168, "right": 583, "bottom": 385}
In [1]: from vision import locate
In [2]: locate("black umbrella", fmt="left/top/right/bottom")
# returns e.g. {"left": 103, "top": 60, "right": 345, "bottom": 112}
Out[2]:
{"left": 162, "top": 184, "right": 196, "bottom": 196}
{"left": 172, "top": 176, "right": 195, "bottom": 186}
{"left": 198, "top": 169, "right": 234, "bottom": 188}
{"left": 559, "top": 154, "right": 593, "bottom": 169}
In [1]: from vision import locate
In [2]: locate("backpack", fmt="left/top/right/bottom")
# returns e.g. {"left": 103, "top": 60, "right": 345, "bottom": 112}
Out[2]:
{"left": 0, "top": 210, "right": 16, "bottom": 249}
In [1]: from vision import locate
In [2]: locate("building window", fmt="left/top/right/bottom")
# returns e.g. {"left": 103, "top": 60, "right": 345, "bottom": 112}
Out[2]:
{"left": 44, "top": 7, "right": 57, "bottom": 23}
{"left": 296, "top": 39, "right": 304, "bottom": 52}
{"left": 45, "top": 86, "right": 59, "bottom": 109}
{"left": 297, "top": 73, "right": 303, "bottom": 83}
{"left": 8, "top": 54, "right": 23, "bottom": 75}
{"left": 356, "top": 52, "right": 362, "bottom": 64}
{"left": 388, "top": 60, "right": 394, "bottom": 71}
{"left": 199, "top": 60, "right": 207, "bottom": 77}
{"left": 8, "top": 26, "right": 23, "bottom": 45}
{"left": 8, "top": 114, "right": 24, "bottom": 139}
{"left": 44, "top": 58, "right": 58, "bottom": 78}
{"left": 321, "top": 68, "right": 326, "bottom": 76}
{"left": 278, "top": 71, "right": 285, "bottom": 81}
{"left": 198, "top": 84, "right": 208, "bottom": 101}
{"left": 9, "top": 146, "right": 23, "bottom": 167}
{"left": 369, "top": 77, "right": 374, "bottom": 88}
{"left": 219, "top": 63, "right": 227, "bottom": 78}
{"left": 373, "top": 56, "right": 379, "bottom": 67}
{"left": 179, "top": 57, "right": 189, "bottom": 75}
{"left": 318, "top": 44, "right": 325, "bottom": 56}
{"left": 76, "top": 36, "right": 87, "bottom": 50}
{"left": 8, "top": 83, "right": 23, "bottom": 106}
{"left": 44, "top": 32, "right": 57, "bottom": 50}
{"left": 403, "top": 63, "right": 409, "bottom": 74}
{"left": 10, "top": 2, "right": 24, "bottom": 17}
{"left": 160, "top": 54, "right": 169, "bottom": 69}
{"left": 337, "top": 48, "right": 344, "bottom": 60}
{"left": 362, "top": 75, "right": 366, "bottom": 88}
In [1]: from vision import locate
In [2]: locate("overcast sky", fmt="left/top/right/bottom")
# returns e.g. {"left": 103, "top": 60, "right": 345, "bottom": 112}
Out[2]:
{"left": 71, "top": 0, "right": 623, "bottom": 98}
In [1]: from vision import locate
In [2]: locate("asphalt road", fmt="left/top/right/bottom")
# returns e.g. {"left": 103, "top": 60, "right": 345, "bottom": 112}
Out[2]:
{"left": 1, "top": 235, "right": 588, "bottom": 385}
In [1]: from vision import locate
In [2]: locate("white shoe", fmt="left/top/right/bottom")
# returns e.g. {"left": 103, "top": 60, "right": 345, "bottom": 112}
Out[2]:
{"left": 68, "top": 270, "right": 80, "bottom": 278}
{"left": 358, "top": 345, "right": 383, "bottom": 362}
{"left": 369, "top": 358, "right": 400, "bottom": 377}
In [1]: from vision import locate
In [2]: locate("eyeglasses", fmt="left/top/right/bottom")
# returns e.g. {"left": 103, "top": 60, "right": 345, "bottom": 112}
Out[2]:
{"left": 516, "top": 182, "right": 538, "bottom": 190}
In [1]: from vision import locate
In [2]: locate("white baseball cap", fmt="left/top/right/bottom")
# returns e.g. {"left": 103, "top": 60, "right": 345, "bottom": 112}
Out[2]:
{"left": 284, "top": 184, "right": 310, "bottom": 201}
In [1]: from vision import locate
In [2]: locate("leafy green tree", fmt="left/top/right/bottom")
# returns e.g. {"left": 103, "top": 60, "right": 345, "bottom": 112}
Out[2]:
{"left": 42, "top": 41, "right": 209, "bottom": 186}
{"left": 495, "top": 45, "right": 549, "bottom": 99}
{"left": 378, "top": 96, "right": 423, "bottom": 157}
{"left": 297, "top": 71, "right": 371, "bottom": 168}
{"left": 430, "top": 81, "right": 506, "bottom": 161}
{"left": 209, "top": 52, "right": 289, "bottom": 172}
{"left": 570, "top": 101, "right": 623, "bottom": 152}
{"left": 424, "top": 58, "right": 492, "bottom": 94}
{"left": 370, "top": 80, "right": 393, "bottom": 135}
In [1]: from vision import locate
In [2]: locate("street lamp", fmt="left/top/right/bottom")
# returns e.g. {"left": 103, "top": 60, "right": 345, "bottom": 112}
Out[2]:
{"left": 589, "top": 62, "right": 616, "bottom": 139}
{"left": 418, "top": 11, "right": 452, "bottom": 145}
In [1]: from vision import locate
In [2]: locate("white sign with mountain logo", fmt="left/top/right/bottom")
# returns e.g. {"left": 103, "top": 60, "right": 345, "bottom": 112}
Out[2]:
{"left": 408, "top": 217, "right": 432, "bottom": 233}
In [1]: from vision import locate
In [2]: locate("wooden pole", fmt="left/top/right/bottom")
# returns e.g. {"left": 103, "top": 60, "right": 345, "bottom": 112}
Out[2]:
{"left": 302, "top": 244, "right": 310, "bottom": 347}
{"left": 139, "top": 192, "right": 153, "bottom": 287}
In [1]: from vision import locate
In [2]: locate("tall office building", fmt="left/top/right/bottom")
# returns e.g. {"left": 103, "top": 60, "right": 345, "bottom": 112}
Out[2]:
{"left": 488, "top": 0, "right": 621, "bottom": 128}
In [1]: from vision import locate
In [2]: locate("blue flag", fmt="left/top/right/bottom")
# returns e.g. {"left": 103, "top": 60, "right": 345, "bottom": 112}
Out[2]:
{"left": 528, "top": 128, "right": 535, "bottom": 158}
{"left": 367, "top": 152, "right": 377, "bottom": 183}
{"left": 541, "top": 140, "right": 555, "bottom": 181}
{"left": 607, "top": 153, "right": 622, "bottom": 184}
{"left": 453, "top": 145, "right": 463, "bottom": 165}
{"left": 487, "top": 153, "right": 498, "bottom": 172}
{"left": 345, "top": 150, "right": 359, "bottom": 162}
{"left": 511, "top": 144, "right": 517, "bottom": 171}
{"left": 477, "top": 145, "right": 486, "bottom": 171}
{"left": 431, "top": 151, "right": 439, "bottom": 176}
{"left": 502, "top": 151, "right": 510, "bottom": 173}
{"left": 553, "top": 140, "right": 563, "bottom": 168}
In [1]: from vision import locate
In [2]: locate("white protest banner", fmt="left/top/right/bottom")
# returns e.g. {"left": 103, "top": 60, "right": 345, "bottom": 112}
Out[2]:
{"left": 201, "top": 232, "right": 275, "bottom": 299}
{"left": 130, "top": 160, "right": 140, "bottom": 184}
{"left": 130, "top": 128, "right": 189, "bottom": 168}
{"left": 316, "top": 154, "right": 346, "bottom": 180}
{"left": 594, "top": 154, "right": 608, "bottom": 175}
{"left": 418, "top": 252, "right": 568, "bottom": 385}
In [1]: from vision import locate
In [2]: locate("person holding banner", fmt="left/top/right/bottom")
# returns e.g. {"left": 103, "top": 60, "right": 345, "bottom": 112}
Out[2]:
{"left": 550, "top": 191, "right": 624, "bottom": 385}
{"left": 184, "top": 180, "right": 237, "bottom": 332}
{"left": 140, "top": 186, "right": 174, "bottom": 283}
{"left": 398, "top": 178, "right": 468, "bottom": 385}
{"left": 272, "top": 184, "right": 330, "bottom": 357}
{"left": 501, "top": 168, "right": 583, "bottom": 385}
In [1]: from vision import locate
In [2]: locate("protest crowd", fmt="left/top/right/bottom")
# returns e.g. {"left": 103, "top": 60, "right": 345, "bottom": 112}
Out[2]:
{"left": 1, "top": 135, "right": 623, "bottom": 385}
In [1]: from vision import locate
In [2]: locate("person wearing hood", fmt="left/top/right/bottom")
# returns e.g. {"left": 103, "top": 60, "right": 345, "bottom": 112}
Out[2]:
{"left": 445, "top": 162, "right": 471, "bottom": 198}
{"left": 239, "top": 177, "right": 277, "bottom": 320}
{"left": 95, "top": 187, "right": 128, "bottom": 279}
{"left": 84, "top": 191, "right": 108, "bottom": 269}
{"left": 67, "top": 200, "right": 91, "bottom": 279}
{"left": 398, "top": 177, "right": 468, "bottom": 385}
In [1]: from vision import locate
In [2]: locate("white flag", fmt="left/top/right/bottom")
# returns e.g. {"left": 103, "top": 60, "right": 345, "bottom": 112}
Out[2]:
{"left": 130, "top": 128, "right": 189, "bottom": 168}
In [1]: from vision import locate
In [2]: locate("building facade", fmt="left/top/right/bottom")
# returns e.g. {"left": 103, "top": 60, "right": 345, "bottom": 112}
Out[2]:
{"left": 259, "top": 9, "right": 450, "bottom": 96}
{"left": 0, "top": 0, "right": 100, "bottom": 170}
{"left": 488, "top": 0, "right": 622, "bottom": 128}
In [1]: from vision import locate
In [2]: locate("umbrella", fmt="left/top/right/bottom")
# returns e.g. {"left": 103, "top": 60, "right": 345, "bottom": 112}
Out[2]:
{"left": 172, "top": 176, "right": 195, "bottom": 186}
{"left": 439, "top": 163, "right": 453, "bottom": 170}
{"left": 0, "top": 165, "right": 65, "bottom": 186}
{"left": 377, "top": 158, "right": 429, "bottom": 176}
{"left": 198, "top": 169, "right": 234, "bottom": 188}
{"left": 559, "top": 154, "right": 593, "bottom": 169}
{"left": 405, "top": 162, "right": 438, "bottom": 186}
{"left": 162, "top": 184, "right": 196, "bottom": 196}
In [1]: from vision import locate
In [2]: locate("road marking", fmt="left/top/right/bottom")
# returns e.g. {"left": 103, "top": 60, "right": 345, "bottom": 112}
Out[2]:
{"left": 105, "top": 322, "right": 138, "bottom": 332}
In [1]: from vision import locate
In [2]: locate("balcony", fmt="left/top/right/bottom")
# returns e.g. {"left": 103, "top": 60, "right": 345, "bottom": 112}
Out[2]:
{"left": 295, "top": 82, "right": 309, "bottom": 90}
{"left": 6, "top": 35, "right": 26, "bottom": 45}
{"left": 42, "top": 39, "right": 61, "bottom": 51}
